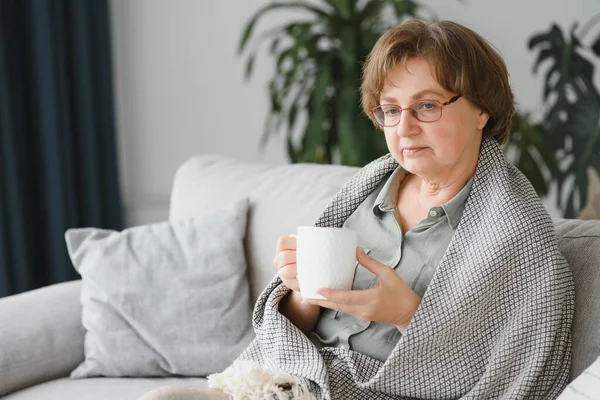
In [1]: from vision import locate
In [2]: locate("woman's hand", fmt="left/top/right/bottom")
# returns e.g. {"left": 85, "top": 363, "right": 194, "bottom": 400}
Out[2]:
{"left": 273, "top": 235, "right": 300, "bottom": 292}
{"left": 273, "top": 235, "right": 320, "bottom": 334}
{"left": 308, "top": 248, "right": 421, "bottom": 333}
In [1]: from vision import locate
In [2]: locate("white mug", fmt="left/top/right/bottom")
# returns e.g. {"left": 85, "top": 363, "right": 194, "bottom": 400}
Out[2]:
{"left": 295, "top": 226, "right": 358, "bottom": 300}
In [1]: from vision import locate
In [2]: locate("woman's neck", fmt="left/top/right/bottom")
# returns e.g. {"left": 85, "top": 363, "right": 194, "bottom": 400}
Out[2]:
{"left": 408, "top": 164, "right": 475, "bottom": 209}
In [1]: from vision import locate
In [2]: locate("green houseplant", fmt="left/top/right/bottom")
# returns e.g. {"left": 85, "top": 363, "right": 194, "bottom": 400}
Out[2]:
{"left": 240, "top": 2, "right": 600, "bottom": 218}
{"left": 508, "top": 15, "right": 600, "bottom": 217}
{"left": 238, "top": 0, "right": 430, "bottom": 166}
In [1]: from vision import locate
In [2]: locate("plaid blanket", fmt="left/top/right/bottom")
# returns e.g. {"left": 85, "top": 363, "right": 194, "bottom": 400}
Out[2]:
{"left": 238, "top": 137, "right": 575, "bottom": 399}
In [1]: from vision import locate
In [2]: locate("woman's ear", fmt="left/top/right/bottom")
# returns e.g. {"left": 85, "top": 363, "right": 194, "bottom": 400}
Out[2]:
{"left": 477, "top": 110, "right": 491, "bottom": 130}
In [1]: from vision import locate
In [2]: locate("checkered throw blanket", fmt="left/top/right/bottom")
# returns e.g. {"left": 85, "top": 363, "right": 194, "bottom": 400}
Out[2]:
{"left": 238, "top": 137, "right": 575, "bottom": 399}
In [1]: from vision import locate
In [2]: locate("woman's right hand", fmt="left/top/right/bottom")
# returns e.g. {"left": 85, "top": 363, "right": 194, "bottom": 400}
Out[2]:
{"left": 274, "top": 235, "right": 320, "bottom": 334}
{"left": 273, "top": 235, "right": 300, "bottom": 292}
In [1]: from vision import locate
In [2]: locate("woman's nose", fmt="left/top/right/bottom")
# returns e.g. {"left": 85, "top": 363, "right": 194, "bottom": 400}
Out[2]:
{"left": 393, "top": 110, "right": 420, "bottom": 137}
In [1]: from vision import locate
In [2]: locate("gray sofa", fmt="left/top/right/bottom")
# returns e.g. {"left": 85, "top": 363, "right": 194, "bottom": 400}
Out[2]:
{"left": 1, "top": 155, "right": 599, "bottom": 399}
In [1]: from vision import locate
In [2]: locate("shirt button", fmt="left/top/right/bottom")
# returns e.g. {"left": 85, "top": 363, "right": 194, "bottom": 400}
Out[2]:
{"left": 429, "top": 210, "right": 438, "bottom": 217}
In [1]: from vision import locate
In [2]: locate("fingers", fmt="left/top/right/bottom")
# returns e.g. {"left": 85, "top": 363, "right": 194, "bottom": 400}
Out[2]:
{"left": 278, "top": 263, "right": 297, "bottom": 280}
{"left": 317, "top": 288, "right": 370, "bottom": 308}
{"left": 280, "top": 278, "right": 300, "bottom": 292}
{"left": 276, "top": 262, "right": 300, "bottom": 291}
{"left": 274, "top": 236, "right": 299, "bottom": 292}
{"left": 276, "top": 235, "right": 296, "bottom": 253}
{"left": 356, "top": 247, "right": 391, "bottom": 278}
{"left": 308, "top": 296, "right": 367, "bottom": 319}
{"left": 273, "top": 250, "right": 295, "bottom": 269}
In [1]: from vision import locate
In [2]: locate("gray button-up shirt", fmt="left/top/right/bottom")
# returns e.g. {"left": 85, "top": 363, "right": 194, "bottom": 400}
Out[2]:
{"left": 308, "top": 166, "right": 474, "bottom": 362}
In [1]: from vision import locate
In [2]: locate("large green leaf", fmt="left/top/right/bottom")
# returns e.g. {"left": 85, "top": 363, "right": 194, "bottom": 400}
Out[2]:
{"left": 244, "top": 54, "right": 255, "bottom": 80}
{"left": 556, "top": 91, "right": 600, "bottom": 217}
{"left": 560, "top": 89, "right": 600, "bottom": 140}
{"left": 592, "top": 30, "right": 600, "bottom": 56}
{"left": 238, "top": 2, "right": 333, "bottom": 53}
{"left": 300, "top": 56, "right": 332, "bottom": 163}
{"left": 336, "top": 25, "right": 361, "bottom": 166}
{"left": 506, "top": 112, "right": 554, "bottom": 196}
{"left": 530, "top": 23, "right": 596, "bottom": 105}
{"left": 321, "top": 0, "right": 354, "bottom": 21}
{"left": 528, "top": 19, "right": 600, "bottom": 217}
{"left": 529, "top": 24, "right": 564, "bottom": 50}
{"left": 242, "top": 21, "right": 318, "bottom": 82}
{"left": 357, "top": 1, "right": 386, "bottom": 21}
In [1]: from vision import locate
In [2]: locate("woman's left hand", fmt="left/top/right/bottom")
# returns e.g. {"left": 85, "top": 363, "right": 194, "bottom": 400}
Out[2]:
{"left": 307, "top": 247, "right": 421, "bottom": 333}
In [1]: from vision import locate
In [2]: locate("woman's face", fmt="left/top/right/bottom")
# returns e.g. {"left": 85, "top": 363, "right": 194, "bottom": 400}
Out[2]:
{"left": 379, "top": 58, "right": 489, "bottom": 180}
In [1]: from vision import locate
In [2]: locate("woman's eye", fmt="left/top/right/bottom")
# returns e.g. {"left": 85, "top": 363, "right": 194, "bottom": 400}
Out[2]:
{"left": 384, "top": 108, "right": 400, "bottom": 116}
{"left": 417, "top": 102, "right": 437, "bottom": 111}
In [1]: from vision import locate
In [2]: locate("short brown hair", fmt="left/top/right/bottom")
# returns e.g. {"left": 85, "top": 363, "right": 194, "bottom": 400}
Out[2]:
{"left": 361, "top": 20, "right": 514, "bottom": 144}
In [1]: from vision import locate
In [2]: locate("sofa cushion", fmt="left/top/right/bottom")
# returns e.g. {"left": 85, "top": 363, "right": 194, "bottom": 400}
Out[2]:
{"left": 557, "top": 354, "right": 600, "bottom": 399}
{"left": 0, "top": 280, "right": 84, "bottom": 397}
{"left": 554, "top": 218, "right": 600, "bottom": 380}
{"left": 3, "top": 377, "right": 210, "bottom": 400}
{"left": 65, "top": 197, "right": 254, "bottom": 378}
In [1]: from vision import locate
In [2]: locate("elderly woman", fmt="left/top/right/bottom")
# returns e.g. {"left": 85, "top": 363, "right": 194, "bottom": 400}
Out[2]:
{"left": 141, "top": 20, "right": 574, "bottom": 400}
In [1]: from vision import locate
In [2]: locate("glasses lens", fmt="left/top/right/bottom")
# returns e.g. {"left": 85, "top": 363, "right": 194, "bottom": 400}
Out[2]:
{"left": 374, "top": 106, "right": 401, "bottom": 127}
{"left": 412, "top": 101, "right": 441, "bottom": 122}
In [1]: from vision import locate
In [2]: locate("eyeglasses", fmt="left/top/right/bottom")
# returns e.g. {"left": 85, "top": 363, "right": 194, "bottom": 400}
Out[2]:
{"left": 369, "top": 95, "right": 462, "bottom": 127}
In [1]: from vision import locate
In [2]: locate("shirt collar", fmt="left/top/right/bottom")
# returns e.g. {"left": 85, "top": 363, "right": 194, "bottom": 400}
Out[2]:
{"left": 373, "top": 167, "right": 474, "bottom": 230}
{"left": 373, "top": 166, "right": 407, "bottom": 215}
{"left": 441, "top": 175, "right": 474, "bottom": 229}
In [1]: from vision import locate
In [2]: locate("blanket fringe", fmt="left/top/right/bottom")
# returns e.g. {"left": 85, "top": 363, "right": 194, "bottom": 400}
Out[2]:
{"left": 208, "top": 360, "right": 316, "bottom": 400}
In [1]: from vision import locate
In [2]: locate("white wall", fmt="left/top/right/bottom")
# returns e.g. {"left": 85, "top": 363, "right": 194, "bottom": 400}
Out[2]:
{"left": 110, "top": 0, "right": 600, "bottom": 226}
{"left": 110, "top": 0, "right": 288, "bottom": 225}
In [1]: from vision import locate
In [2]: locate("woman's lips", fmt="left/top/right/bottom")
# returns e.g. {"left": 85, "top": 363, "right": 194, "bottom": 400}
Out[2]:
{"left": 402, "top": 147, "right": 427, "bottom": 155}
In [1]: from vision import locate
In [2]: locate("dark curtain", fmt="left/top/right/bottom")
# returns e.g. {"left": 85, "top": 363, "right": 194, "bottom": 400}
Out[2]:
{"left": 0, "top": 0, "right": 123, "bottom": 297}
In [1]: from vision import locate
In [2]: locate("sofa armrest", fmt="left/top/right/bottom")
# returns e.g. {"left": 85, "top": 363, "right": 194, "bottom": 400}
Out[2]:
{"left": 0, "top": 280, "right": 85, "bottom": 396}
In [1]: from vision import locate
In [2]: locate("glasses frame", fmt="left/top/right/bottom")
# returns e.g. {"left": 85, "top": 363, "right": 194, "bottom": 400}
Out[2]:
{"left": 369, "top": 94, "right": 462, "bottom": 127}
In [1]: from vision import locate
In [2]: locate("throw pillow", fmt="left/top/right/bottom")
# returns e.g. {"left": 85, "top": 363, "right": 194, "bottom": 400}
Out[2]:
{"left": 65, "top": 197, "right": 254, "bottom": 378}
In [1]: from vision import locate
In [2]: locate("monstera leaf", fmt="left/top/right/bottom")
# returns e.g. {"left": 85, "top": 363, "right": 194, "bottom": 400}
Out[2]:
{"left": 526, "top": 21, "right": 600, "bottom": 218}
{"left": 552, "top": 88, "right": 600, "bottom": 217}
